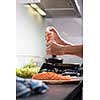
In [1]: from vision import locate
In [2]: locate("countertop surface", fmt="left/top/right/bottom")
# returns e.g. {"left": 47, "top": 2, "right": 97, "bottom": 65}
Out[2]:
{"left": 17, "top": 81, "right": 83, "bottom": 100}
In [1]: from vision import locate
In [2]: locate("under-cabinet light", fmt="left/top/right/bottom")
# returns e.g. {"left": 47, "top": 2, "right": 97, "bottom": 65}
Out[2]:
{"left": 31, "top": 4, "right": 46, "bottom": 16}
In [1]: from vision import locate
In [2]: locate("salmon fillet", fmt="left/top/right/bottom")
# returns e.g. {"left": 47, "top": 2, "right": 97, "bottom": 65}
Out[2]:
{"left": 32, "top": 72, "right": 72, "bottom": 80}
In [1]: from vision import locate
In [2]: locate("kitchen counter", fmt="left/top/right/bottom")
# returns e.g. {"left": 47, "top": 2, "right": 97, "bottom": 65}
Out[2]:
{"left": 17, "top": 80, "right": 83, "bottom": 100}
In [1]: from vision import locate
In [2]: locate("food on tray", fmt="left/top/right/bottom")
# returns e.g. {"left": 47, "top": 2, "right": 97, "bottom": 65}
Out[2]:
{"left": 32, "top": 72, "right": 72, "bottom": 80}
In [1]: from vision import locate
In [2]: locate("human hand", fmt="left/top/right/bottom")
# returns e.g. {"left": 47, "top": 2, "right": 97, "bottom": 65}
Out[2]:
{"left": 45, "top": 26, "right": 75, "bottom": 56}
{"left": 46, "top": 41, "right": 65, "bottom": 55}
{"left": 45, "top": 26, "right": 73, "bottom": 45}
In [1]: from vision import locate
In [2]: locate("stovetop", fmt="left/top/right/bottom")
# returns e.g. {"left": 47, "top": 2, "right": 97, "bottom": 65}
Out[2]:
{"left": 39, "top": 63, "right": 83, "bottom": 76}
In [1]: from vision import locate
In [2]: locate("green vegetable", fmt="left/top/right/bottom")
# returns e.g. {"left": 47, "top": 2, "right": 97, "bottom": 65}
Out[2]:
{"left": 16, "top": 59, "right": 40, "bottom": 78}
{"left": 16, "top": 67, "right": 40, "bottom": 78}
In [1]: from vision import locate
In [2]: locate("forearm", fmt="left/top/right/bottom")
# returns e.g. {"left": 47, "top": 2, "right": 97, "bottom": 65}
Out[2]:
{"left": 63, "top": 44, "right": 83, "bottom": 58}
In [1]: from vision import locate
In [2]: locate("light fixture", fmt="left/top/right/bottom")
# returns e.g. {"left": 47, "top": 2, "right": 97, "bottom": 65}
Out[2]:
{"left": 24, "top": 4, "right": 30, "bottom": 8}
{"left": 24, "top": 4, "right": 46, "bottom": 16}
{"left": 31, "top": 4, "right": 39, "bottom": 9}
{"left": 36, "top": 8, "right": 46, "bottom": 16}
{"left": 31, "top": 4, "right": 46, "bottom": 16}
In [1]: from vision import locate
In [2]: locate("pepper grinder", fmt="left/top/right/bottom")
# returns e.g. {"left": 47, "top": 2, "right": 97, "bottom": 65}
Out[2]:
{"left": 45, "top": 26, "right": 63, "bottom": 64}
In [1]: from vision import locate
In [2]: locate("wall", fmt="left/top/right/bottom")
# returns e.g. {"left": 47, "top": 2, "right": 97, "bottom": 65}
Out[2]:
{"left": 16, "top": 4, "right": 46, "bottom": 57}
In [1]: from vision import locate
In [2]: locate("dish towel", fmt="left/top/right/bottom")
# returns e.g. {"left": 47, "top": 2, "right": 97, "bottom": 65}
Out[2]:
{"left": 16, "top": 77, "right": 48, "bottom": 98}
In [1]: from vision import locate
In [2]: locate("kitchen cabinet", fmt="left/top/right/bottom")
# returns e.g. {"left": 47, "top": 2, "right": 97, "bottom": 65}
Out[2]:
{"left": 17, "top": 80, "right": 83, "bottom": 100}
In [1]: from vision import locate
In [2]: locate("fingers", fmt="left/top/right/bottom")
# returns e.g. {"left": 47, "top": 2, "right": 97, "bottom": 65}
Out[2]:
{"left": 46, "top": 35, "right": 52, "bottom": 42}
{"left": 46, "top": 49, "right": 51, "bottom": 55}
{"left": 46, "top": 43, "right": 52, "bottom": 55}
{"left": 46, "top": 41, "right": 53, "bottom": 55}
{"left": 46, "top": 42, "right": 63, "bottom": 55}
{"left": 49, "top": 27, "right": 57, "bottom": 34}
{"left": 49, "top": 27, "right": 73, "bottom": 45}
{"left": 49, "top": 27, "right": 59, "bottom": 38}
{"left": 45, "top": 31, "right": 53, "bottom": 54}
{"left": 45, "top": 27, "right": 57, "bottom": 43}
{"left": 45, "top": 32, "right": 53, "bottom": 43}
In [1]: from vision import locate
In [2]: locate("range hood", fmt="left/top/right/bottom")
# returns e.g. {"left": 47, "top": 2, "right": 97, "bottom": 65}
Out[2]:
{"left": 19, "top": 0, "right": 81, "bottom": 18}
{"left": 36, "top": 0, "right": 81, "bottom": 18}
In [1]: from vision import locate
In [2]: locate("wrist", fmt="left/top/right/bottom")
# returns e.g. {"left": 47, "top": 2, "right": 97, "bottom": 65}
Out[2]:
{"left": 63, "top": 45, "right": 72, "bottom": 54}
